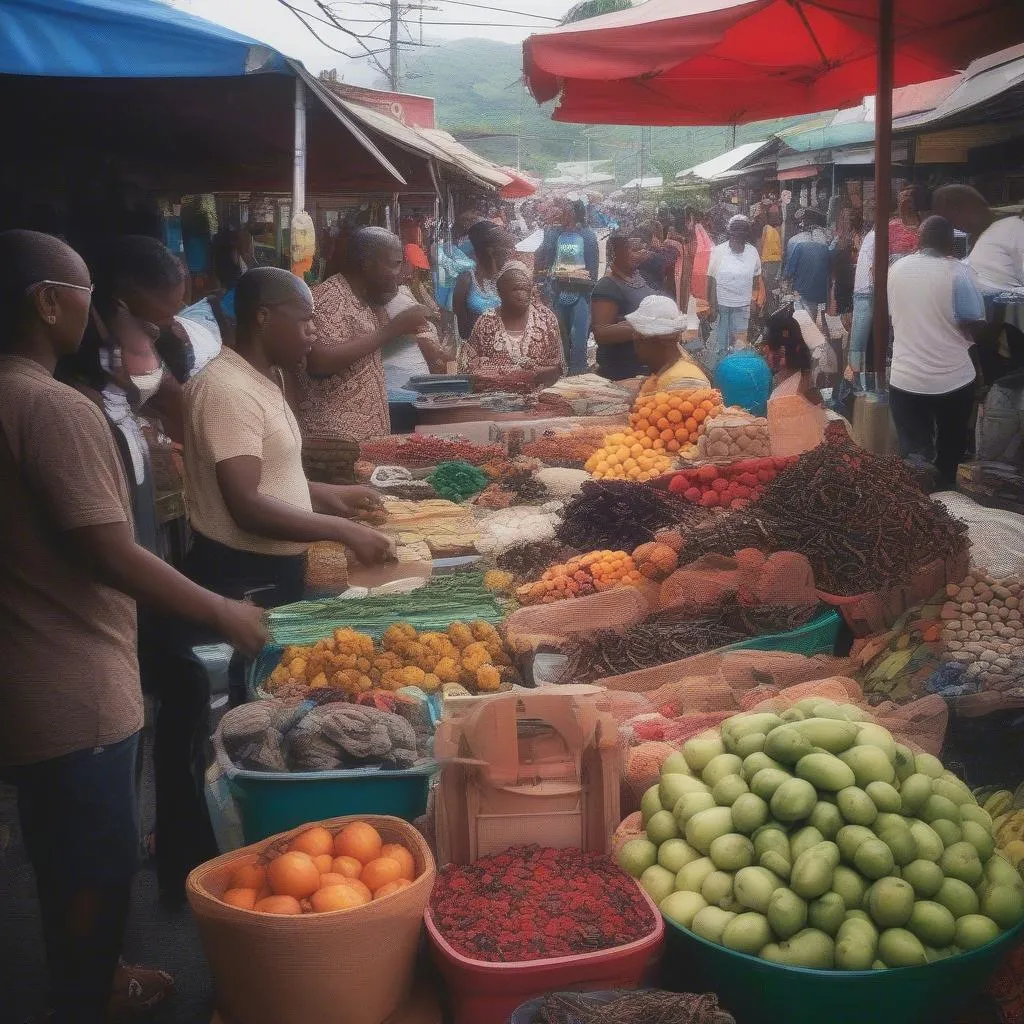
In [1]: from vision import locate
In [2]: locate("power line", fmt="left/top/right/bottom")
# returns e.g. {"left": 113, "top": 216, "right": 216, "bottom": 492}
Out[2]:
{"left": 329, "top": 0, "right": 560, "bottom": 20}
{"left": 324, "top": 16, "right": 552, "bottom": 23}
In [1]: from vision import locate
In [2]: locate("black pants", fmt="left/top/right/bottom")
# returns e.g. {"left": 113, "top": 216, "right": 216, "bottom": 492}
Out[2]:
{"left": 889, "top": 381, "right": 975, "bottom": 490}
{"left": 144, "top": 533, "right": 305, "bottom": 899}
{"left": 3, "top": 734, "right": 140, "bottom": 1023}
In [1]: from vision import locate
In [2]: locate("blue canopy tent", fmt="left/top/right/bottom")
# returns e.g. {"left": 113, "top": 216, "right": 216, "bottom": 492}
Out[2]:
{"left": 0, "top": 0, "right": 289, "bottom": 78}
{"left": 0, "top": 0, "right": 418, "bottom": 246}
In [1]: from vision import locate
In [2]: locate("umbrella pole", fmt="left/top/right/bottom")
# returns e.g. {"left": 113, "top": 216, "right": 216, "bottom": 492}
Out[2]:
{"left": 872, "top": 0, "right": 894, "bottom": 383}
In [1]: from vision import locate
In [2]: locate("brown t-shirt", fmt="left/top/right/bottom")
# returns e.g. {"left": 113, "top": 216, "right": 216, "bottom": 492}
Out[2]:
{"left": 0, "top": 355, "right": 141, "bottom": 766}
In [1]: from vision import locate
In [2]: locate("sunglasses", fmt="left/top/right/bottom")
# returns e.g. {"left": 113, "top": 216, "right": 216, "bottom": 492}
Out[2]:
{"left": 30, "top": 280, "right": 95, "bottom": 295}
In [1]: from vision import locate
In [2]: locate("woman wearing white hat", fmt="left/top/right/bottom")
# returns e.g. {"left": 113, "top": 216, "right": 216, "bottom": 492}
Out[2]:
{"left": 626, "top": 294, "right": 710, "bottom": 393}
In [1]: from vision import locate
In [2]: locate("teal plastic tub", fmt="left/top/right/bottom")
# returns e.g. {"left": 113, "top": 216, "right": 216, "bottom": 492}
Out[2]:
{"left": 224, "top": 762, "right": 437, "bottom": 845}
{"left": 661, "top": 915, "right": 1024, "bottom": 1024}
{"left": 723, "top": 608, "right": 843, "bottom": 657}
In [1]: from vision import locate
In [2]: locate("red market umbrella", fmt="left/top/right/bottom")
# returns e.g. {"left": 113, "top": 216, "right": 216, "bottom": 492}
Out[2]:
{"left": 524, "top": 0, "right": 1024, "bottom": 372}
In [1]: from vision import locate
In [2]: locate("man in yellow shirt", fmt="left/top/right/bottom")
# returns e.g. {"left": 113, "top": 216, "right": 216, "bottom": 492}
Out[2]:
{"left": 757, "top": 202, "right": 783, "bottom": 313}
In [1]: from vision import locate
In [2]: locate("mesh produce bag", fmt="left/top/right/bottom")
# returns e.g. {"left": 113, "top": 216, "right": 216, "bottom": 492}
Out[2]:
{"left": 933, "top": 491, "right": 1024, "bottom": 579}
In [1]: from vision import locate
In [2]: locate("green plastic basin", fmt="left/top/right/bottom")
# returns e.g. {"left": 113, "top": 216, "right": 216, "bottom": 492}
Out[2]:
{"left": 661, "top": 915, "right": 1024, "bottom": 1024}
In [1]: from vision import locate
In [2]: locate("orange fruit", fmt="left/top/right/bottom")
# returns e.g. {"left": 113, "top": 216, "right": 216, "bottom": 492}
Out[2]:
{"left": 267, "top": 851, "right": 321, "bottom": 899}
{"left": 338, "top": 877, "right": 373, "bottom": 902}
{"left": 684, "top": 417, "right": 698, "bottom": 432}
{"left": 228, "top": 860, "right": 266, "bottom": 892}
{"left": 680, "top": 400, "right": 695, "bottom": 415}
{"left": 318, "top": 872, "right": 352, "bottom": 889}
{"left": 674, "top": 426, "right": 689, "bottom": 442}
{"left": 646, "top": 426, "right": 660, "bottom": 440}
{"left": 700, "top": 399, "right": 716, "bottom": 412}
{"left": 222, "top": 887, "right": 258, "bottom": 910}
{"left": 334, "top": 821, "right": 382, "bottom": 864}
{"left": 666, "top": 409, "right": 682, "bottom": 423}
{"left": 289, "top": 826, "right": 334, "bottom": 859}
{"left": 374, "top": 878, "right": 413, "bottom": 900}
{"left": 656, "top": 417, "right": 670, "bottom": 430}
{"left": 634, "top": 418, "right": 649, "bottom": 432}
{"left": 361, "top": 857, "right": 404, "bottom": 891}
{"left": 310, "top": 884, "right": 368, "bottom": 913}
{"left": 331, "top": 855, "right": 363, "bottom": 879}
{"left": 693, "top": 408, "right": 707, "bottom": 423}
{"left": 312, "top": 854, "right": 334, "bottom": 874}
{"left": 666, "top": 439, "right": 680, "bottom": 452}
{"left": 668, "top": 395, "right": 683, "bottom": 409}
{"left": 660, "top": 429, "right": 674, "bottom": 442}
{"left": 255, "top": 894, "right": 303, "bottom": 915}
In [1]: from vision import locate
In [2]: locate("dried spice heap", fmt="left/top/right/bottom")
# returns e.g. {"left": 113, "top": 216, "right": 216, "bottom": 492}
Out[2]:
{"left": 676, "top": 431, "right": 968, "bottom": 596}
{"left": 429, "top": 846, "right": 655, "bottom": 962}
{"left": 557, "top": 480, "right": 701, "bottom": 553}
{"left": 495, "top": 540, "right": 580, "bottom": 580}
{"left": 359, "top": 433, "right": 504, "bottom": 468}
{"left": 558, "top": 619, "right": 749, "bottom": 682}
{"left": 532, "top": 990, "right": 735, "bottom": 1024}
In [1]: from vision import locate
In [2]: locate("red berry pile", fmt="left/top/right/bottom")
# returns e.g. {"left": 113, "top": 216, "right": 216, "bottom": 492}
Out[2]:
{"left": 667, "top": 456, "right": 796, "bottom": 509}
{"left": 429, "top": 846, "right": 657, "bottom": 962}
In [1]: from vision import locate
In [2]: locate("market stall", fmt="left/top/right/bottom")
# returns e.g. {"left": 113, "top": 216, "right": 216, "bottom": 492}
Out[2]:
{"left": 181, "top": 344, "right": 1024, "bottom": 1024}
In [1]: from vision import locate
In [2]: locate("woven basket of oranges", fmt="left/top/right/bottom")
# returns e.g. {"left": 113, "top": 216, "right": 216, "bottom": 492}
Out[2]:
{"left": 187, "top": 814, "right": 435, "bottom": 1024}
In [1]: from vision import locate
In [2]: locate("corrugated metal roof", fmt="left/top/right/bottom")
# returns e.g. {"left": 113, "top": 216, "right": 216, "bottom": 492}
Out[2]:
{"left": 894, "top": 44, "right": 1024, "bottom": 132}
{"left": 317, "top": 80, "right": 511, "bottom": 191}
{"left": 675, "top": 140, "right": 771, "bottom": 181}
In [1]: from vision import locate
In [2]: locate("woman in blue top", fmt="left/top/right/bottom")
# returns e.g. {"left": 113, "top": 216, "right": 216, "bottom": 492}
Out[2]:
{"left": 452, "top": 221, "right": 514, "bottom": 340}
{"left": 536, "top": 199, "right": 600, "bottom": 374}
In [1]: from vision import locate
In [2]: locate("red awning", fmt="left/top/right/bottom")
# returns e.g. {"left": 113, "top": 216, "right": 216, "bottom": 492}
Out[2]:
{"left": 523, "top": 0, "right": 1024, "bottom": 125}
{"left": 777, "top": 165, "right": 822, "bottom": 181}
{"left": 499, "top": 167, "right": 538, "bottom": 199}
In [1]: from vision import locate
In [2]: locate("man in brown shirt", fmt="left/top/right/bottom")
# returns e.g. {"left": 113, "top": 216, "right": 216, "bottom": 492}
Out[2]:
{"left": 0, "top": 230, "right": 266, "bottom": 1024}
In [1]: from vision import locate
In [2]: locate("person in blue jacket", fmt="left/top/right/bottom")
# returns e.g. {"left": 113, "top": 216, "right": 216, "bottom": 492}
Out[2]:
{"left": 535, "top": 199, "right": 599, "bottom": 374}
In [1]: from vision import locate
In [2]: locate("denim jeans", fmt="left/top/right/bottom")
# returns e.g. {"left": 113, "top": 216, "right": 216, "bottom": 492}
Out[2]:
{"left": 849, "top": 292, "right": 873, "bottom": 373}
{"left": 713, "top": 305, "right": 751, "bottom": 359}
{"left": 2, "top": 733, "right": 141, "bottom": 1023}
{"left": 556, "top": 294, "right": 592, "bottom": 375}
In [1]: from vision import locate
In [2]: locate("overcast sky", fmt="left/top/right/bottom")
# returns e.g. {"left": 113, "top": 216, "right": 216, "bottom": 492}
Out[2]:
{"left": 172, "top": 0, "right": 576, "bottom": 76}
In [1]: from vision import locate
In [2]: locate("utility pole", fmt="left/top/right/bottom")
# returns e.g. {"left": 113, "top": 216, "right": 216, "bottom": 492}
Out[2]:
{"left": 389, "top": 0, "right": 400, "bottom": 90}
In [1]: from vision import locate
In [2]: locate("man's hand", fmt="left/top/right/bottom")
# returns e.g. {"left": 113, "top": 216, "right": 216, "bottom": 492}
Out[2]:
{"left": 387, "top": 304, "right": 432, "bottom": 339}
{"left": 313, "top": 483, "right": 383, "bottom": 519}
{"left": 339, "top": 521, "right": 397, "bottom": 565}
{"left": 215, "top": 598, "right": 269, "bottom": 658}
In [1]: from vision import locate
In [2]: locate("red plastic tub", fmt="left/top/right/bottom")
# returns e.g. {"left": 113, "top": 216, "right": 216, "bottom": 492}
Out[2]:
{"left": 424, "top": 890, "right": 664, "bottom": 1024}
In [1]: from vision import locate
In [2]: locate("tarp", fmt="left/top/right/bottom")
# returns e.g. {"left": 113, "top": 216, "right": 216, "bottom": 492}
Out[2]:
{"left": 0, "top": 0, "right": 288, "bottom": 77}
{"left": 523, "top": 0, "right": 1024, "bottom": 125}
{"left": 675, "top": 140, "right": 771, "bottom": 182}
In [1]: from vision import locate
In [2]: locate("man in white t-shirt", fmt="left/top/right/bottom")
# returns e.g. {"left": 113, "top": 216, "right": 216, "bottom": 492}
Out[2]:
{"left": 887, "top": 216, "right": 986, "bottom": 488}
{"left": 707, "top": 215, "right": 762, "bottom": 360}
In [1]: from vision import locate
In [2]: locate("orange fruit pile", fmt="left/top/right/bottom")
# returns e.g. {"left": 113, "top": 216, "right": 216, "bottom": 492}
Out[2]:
{"left": 219, "top": 821, "right": 417, "bottom": 915}
{"left": 629, "top": 388, "right": 725, "bottom": 453}
{"left": 515, "top": 550, "right": 641, "bottom": 604}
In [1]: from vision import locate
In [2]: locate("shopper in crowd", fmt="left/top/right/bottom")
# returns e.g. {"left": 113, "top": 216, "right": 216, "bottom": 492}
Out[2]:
{"left": 887, "top": 215, "right": 986, "bottom": 489}
{"left": 637, "top": 221, "right": 678, "bottom": 296}
{"left": 707, "top": 215, "right": 762, "bottom": 359}
{"left": 890, "top": 184, "right": 927, "bottom": 261}
{"left": 454, "top": 207, "right": 486, "bottom": 257}
{"left": 535, "top": 198, "right": 599, "bottom": 374}
{"left": 0, "top": 229, "right": 266, "bottom": 1024}
{"left": 783, "top": 208, "right": 831, "bottom": 326}
{"left": 933, "top": 184, "right": 1024, "bottom": 378}
{"left": 464, "top": 260, "right": 563, "bottom": 392}
{"left": 591, "top": 233, "right": 657, "bottom": 380}
{"left": 148, "top": 267, "right": 395, "bottom": 903}
{"left": 453, "top": 220, "right": 515, "bottom": 341}
{"left": 667, "top": 208, "right": 697, "bottom": 308}
{"left": 830, "top": 208, "right": 862, "bottom": 332}
{"left": 762, "top": 303, "right": 823, "bottom": 403}
{"left": 757, "top": 203, "right": 784, "bottom": 315}
{"left": 846, "top": 224, "right": 876, "bottom": 386}
{"left": 58, "top": 235, "right": 188, "bottom": 554}
{"left": 295, "top": 226, "right": 433, "bottom": 442}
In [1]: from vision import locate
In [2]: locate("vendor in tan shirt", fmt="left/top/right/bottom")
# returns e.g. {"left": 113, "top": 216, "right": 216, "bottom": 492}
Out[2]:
{"left": 0, "top": 229, "right": 266, "bottom": 1023}
{"left": 143, "top": 268, "right": 395, "bottom": 901}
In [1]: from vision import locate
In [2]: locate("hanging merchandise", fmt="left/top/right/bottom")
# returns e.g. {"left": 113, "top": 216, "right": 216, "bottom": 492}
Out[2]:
{"left": 291, "top": 210, "right": 316, "bottom": 276}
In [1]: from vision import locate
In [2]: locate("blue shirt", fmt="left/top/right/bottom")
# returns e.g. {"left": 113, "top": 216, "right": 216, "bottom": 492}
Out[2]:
{"left": 785, "top": 234, "right": 831, "bottom": 305}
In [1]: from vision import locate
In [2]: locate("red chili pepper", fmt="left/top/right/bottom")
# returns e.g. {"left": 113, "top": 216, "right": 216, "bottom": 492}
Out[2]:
{"left": 429, "top": 846, "right": 655, "bottom": 962}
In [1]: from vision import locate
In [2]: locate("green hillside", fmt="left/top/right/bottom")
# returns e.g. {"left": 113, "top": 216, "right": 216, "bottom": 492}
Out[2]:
{"left": 399, "top": 38, "right": 810, "bottom": 182}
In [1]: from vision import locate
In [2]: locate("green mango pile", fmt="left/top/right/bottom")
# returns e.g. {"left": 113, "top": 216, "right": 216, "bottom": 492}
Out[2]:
{"left": 617, "top": 700, "right": 1024, "bottom": 970}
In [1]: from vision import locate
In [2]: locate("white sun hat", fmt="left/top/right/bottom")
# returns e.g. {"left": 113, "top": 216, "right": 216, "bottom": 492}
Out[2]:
{"left": 624, "top": 294, "right": 689, "bottom": 337}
